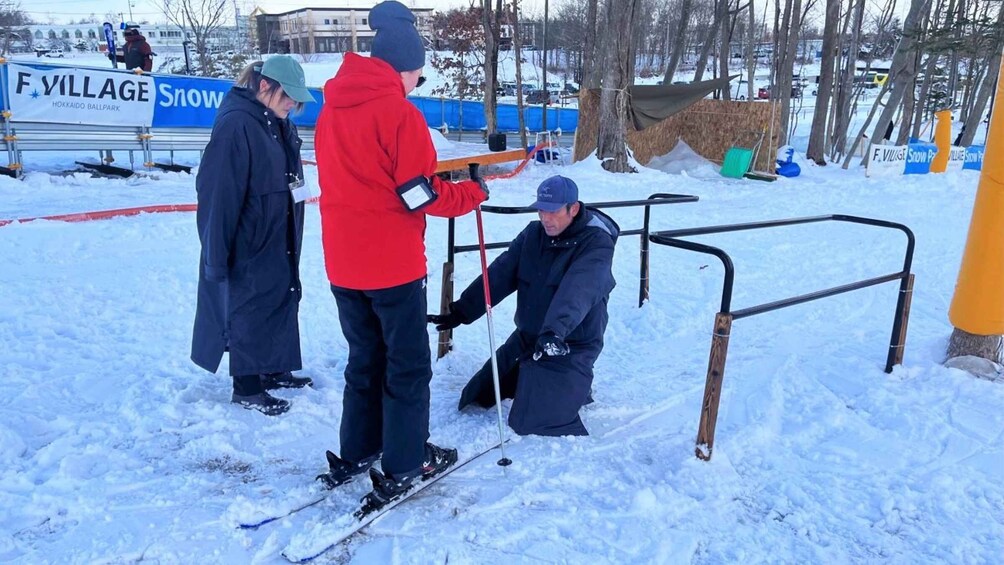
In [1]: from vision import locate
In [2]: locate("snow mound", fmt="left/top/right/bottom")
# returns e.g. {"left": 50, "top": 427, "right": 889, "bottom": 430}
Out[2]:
{"left": 645, "top": 139, "right": 720, "bottom": 178}
{"left": 428, "top": 127, "right": 453, "bottom": 152}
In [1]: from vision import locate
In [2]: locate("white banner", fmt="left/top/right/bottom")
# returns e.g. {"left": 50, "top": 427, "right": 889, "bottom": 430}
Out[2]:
{"left": 866, "top": 144, "right": 907, "bottom": 177}
{"left": 5, "top": 63, "right": 155, "bottom": 127}
{"left": 948, "top": 146, "right": 967, "bottom": 171}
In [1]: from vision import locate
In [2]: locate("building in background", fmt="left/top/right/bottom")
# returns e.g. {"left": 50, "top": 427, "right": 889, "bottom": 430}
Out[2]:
{"left": 23, "top": 23, "right": 239, "bottom": 55}
{"left": 254, "top": 6, "right": 434, "bottom": 55}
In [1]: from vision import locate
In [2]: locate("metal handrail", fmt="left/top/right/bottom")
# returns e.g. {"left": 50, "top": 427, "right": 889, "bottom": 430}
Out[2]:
{"left": 436, "top": 192, "right": 699, "bottom": 358}
{"left": 453, "top": 193, "right": 697, "bottom": 253}
{"left": 650, "top": 215, "right": 915, "bottom": 368}
{"left": 648, "top": 214, "right": 916, "bottom": 461}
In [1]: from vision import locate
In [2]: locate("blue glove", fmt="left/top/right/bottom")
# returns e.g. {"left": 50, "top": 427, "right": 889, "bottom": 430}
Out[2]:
{"left": 533, "top": 333, "right": 569, "bottom": 361}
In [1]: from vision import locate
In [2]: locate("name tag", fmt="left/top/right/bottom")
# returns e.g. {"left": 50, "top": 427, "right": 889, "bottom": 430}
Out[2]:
{"left": 289, "top": 178, "right": 311, "bottom": 203}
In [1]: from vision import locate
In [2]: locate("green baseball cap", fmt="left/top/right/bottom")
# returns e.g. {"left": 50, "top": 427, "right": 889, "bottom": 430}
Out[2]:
{"left": 261, "top": 55, "right": 315, "bottom": 104}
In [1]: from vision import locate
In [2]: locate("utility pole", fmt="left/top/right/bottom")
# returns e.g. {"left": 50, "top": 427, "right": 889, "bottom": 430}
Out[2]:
{"left": 233, "top": 0, "right": 241, "bottom": 51}
{"left": 127, "top": 1, "right": 134, "bottom": 22}
{"left": 541, "top": 0, "right": 548, "bottom": 131}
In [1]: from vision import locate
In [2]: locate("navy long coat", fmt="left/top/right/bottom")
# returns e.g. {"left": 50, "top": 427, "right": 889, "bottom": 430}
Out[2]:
{"left": 191, "top": 87, "right": 305, "bottom": 377}
{"left": 453, "top": 206, "right": 619, "bottom": 436}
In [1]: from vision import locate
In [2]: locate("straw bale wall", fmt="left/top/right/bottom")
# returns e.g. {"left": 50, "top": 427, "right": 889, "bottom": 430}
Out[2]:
{"left": 574, "top": 91, "right": 781, "bottom": 173}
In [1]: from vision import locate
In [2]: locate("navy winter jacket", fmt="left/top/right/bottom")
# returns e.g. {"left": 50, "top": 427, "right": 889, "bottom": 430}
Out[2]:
{"left": 191, "top": 87, "right": 305, "bottom": 376}
{"left": 453, "top": 206, "right": 619, "bottom": 435}
{"left": 454, "top": 205, "right": 619, "bottom": 351}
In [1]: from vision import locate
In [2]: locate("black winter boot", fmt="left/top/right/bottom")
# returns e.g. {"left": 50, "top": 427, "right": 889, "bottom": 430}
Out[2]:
{"left": 261, "top": 372, "right": 313, "bottom": 390}
{"left": 231, "top": 391, "right": 290, "bottom": 416}
{"left": 232, "top": 374, "right": 290, "bottom": 416}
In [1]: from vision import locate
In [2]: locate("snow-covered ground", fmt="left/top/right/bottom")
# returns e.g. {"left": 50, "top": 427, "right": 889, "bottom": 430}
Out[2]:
{"left": 1, "top": 127, "right": 1001, "bottom": 563}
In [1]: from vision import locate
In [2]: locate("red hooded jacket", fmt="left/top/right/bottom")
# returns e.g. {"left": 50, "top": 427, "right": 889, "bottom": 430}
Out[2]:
{"left": 315, "top": 53, "right": 486, "bottom": 290}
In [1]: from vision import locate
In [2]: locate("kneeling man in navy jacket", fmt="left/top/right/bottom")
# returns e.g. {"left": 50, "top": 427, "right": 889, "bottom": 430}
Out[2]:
{"left": 430, "top": 175, "right": 619, "bottom": 436}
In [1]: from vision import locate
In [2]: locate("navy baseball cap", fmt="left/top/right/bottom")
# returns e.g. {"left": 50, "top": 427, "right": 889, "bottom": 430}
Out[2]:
{"left": 530, "top": 175, "right": 579, "bottom": 212}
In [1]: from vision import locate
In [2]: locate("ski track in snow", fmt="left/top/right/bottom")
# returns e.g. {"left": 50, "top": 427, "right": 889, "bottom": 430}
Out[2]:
{"left": 1, "top": 140, "right": 1003, "bottom": 564}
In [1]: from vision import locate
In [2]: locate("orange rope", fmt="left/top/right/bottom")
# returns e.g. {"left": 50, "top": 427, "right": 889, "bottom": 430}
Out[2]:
{"left": 0, "top": 145, "right": 558, "bottom": 228}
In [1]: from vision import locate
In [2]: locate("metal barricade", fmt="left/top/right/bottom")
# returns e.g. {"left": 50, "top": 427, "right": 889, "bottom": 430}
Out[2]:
{"left": 649, "top": 214, "right": 916, "bottom": 461}
{"left": 436, "top": 193, "right": 699, "bottom": 358}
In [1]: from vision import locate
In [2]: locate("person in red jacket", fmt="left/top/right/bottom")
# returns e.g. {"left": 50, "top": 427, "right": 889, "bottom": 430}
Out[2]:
{"left": 313, "top": 0, "right": 488, "bottom": 510}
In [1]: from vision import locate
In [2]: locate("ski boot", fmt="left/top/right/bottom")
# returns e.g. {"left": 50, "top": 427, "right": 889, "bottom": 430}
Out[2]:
{"left": 355, "top": 442, "right": 458, "bottom": 518}
{"left": 316, "top": 451, "right": 381, "bottom": 490}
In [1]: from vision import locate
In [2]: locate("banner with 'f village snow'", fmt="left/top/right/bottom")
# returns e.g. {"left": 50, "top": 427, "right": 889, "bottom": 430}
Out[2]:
{"left": 4, "top": 63, "right": 156, "bottom": 127}
{"left": 0, "top": 62, "right": 324, "bottom": 129}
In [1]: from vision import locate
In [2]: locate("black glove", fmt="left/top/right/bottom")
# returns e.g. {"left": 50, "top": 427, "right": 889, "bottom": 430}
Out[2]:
{"left": 533, "top": 333, "right": 569, "bottom": 361}
{"left": 428, "top": 305, "right": 465, "bottom": 331}
{"left": 475, "top": 177, "right": 490, "bottom": 199}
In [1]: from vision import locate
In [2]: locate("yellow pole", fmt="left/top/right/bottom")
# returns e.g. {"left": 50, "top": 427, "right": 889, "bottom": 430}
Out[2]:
{"left": 930, "top": 109, "right": 952, "bottom": 173}
{"left": 948, "top": 60, "right": 1004, "bottom": 335}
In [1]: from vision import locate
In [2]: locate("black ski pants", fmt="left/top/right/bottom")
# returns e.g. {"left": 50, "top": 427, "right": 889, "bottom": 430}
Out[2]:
{"left": 331, "top": 278, "right": 431, "bottom": 477}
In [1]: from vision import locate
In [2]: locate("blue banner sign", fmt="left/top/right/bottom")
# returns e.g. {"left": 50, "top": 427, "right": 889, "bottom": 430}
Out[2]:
{"left": 904, "top": 143, "right": 938, "bottom": 175}
{"left": 962, "top": 145, "right": 984, "bottom": 171}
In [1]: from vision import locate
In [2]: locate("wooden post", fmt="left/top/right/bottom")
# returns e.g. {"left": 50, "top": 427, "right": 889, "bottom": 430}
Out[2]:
{"left": 695, "top": 312, "right": 733, "bottom": 461}
{"left": 638, "top": 233, "right": 650, "bottom": 307}
{"left": 436, "top": 261, "right": 455, "bottom": 359}
{"left": 639, "top": 205, "right": 651, "bottom": 308}
{"left": 890, "top": 274, "right": 915, "bottom": 368}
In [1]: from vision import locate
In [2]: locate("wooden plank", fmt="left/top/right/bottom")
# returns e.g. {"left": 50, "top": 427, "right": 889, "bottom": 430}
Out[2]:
{"left": 695, "top": 312, "right": 733, "bottom": 461}
{"left": 743, "top": 171, "right": 778, "bottom": 182}
{"left": 435, "top": 148, "right": 526, "bottom": 174}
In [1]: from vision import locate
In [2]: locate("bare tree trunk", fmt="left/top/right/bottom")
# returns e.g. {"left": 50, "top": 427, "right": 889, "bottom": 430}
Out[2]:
{"left": 745, "top": 0, "right": 756, "bottom": 100}
{"left": 830, "top": 0, "right": 865, "bottom": 159}
{"left": 664, "top": 0, "right": 695, "bottom": 83}
{"left": 776, "top": 0, "right": 803, "bottom": 145}
{"left": 826, "top": 0, "right": 853, "bottom": 157}
{"left": 961, "top": 8, "right": 1004, "bottom": 146}
{"left": 961, "top": 55, "right": 1002, "bottom": 146}
{"left": 866, "top": 0, "right": 932, "bottom": 162}
{"left": 806, "top": 0, "right": 840, "bottom": 163}
{"left": 582, "top": 0, "right": 600, "bottom": 89}
{"left": 898, "top": 72, "right": 918, "bottom": 144}
{"left": 947, "top": 327, "right": 1004, "bottom": 363}
{"left": 718, "top": 0, "right": 732, "bottom": 100}
{"left": 512, "top": 0, "right": 528, "bottom": 149}
{"left": 771, "top": 0, "right": 781, "bottom": 93}
{"left": 694, "top": 8, "right": 723, "bottom": 82}
{"left": 842, "top": 81, "right": 891, "bottom": 168}
{"left": 596, "top": 0, "right": 640, "bottom": 173}
{"left": 482, "top": 0, "right": 499, "bottom": 135}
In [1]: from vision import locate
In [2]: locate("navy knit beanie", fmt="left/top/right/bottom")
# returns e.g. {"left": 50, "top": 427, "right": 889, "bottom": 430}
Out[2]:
{"left": 370, "top": 1, "right": 426, "bottom": 72}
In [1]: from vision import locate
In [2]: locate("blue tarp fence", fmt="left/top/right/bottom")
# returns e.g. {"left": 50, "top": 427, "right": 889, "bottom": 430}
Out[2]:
{"left": 408, "top": 96, "right": 579, "bottom": 133}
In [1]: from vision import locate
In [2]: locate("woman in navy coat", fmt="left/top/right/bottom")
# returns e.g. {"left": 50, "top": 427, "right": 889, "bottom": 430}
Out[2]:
{"left": 191, "top": 57, "right": 316, "bottom": 415}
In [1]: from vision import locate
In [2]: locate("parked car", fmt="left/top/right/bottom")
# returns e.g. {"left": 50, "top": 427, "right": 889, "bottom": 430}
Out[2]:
{"left": 757, "top": 85, "right": 802, "bottom": 99}
{"left": 563, "top": 83, "right": 579, "bottom": 95}
{"left": 45, "top": 49, "right": 64, "bottom": 58}
{"left": 527, "top": 89, "right": 559, "bottom": 105}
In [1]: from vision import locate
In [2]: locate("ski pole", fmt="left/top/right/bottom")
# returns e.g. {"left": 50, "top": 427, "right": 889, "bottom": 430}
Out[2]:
{"left": 469, "top": 162, "right": 512, "bottom": 467}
